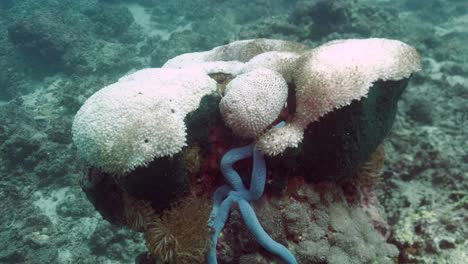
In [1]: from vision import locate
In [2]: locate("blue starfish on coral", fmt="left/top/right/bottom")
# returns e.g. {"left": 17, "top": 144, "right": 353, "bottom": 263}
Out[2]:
{"left": 207, "top": 122, "right": 297, "bottom": 264}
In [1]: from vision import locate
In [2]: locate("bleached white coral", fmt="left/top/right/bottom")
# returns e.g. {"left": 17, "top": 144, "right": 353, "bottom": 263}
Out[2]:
{"left": 219, "top": 68, "right": 288, "bottom": 139}
{"left": 72, "top": 68, "right": 217, "bottom": 176}
{"left": 162, "top": 51, "right": 210, "bottom": 69}
{"left": 241, "top": 51, "right": 301, "bottom": 82}
{"left": 256, "top": 123, "right": 303, "bottom": 156}
{"left": 165, "top": 60, "right": 246, "bottom": 76}
{"left": 293, "top": 38, "right": 421, "bottom": 127}
{"left": 258, "top": 38, "right": 421, "bottom": 156}
{"left": 164, "top": 50, "right": 301, "bottom": 79}
{"left": 73, "top": 38, "right": 421, "bottom": 167}
{"left": 163, "top": 39, "right": 308, "bottom": 71}
{"left": 207, "top": 38, "right": 307, "bottom": 62}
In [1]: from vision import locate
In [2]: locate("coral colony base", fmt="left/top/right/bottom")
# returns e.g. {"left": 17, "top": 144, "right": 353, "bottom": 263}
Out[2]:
{"left": 72, "top": 38, "right": 421, "bottom": 263}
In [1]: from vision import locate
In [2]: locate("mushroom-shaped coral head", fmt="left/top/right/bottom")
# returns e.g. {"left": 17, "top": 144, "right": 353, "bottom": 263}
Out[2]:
{"left": 293, "top": 38, "right": 421, "bottom": 127}
{"left": 219, "top": 68, "right": 288, "bottom": 139}
{"left": 258, "top": 38, "right": 421, "bottom": 156}
{"left": 72, "top": 68, "right": 216, "bottom": 176}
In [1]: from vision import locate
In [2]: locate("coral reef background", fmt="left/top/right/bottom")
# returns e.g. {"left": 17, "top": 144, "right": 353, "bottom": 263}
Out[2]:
{"left": 0, "top": 0, "right": 466, "bottom": 263}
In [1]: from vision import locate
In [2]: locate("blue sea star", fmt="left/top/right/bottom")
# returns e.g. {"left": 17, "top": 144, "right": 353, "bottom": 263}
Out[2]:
{"left": 207, "top": 123, "right": 297, "bottom": 264}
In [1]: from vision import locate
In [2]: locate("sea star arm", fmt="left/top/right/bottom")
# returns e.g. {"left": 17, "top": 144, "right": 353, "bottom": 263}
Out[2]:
{"left": 208, "top": 121, "right": 296, "bottom": 264}
{"left": 220, "top": 144, "right": 254, "bottom": 193}
{"left": 237, "top": 198, "right": 298, "bottom": 264}
{"left": 246, "top": 146, "right": 266, "bottom": 201}
{"left": 207, "top": 193, "right": 236, "bottom": 264}
{"left": 208, "top": 184, "right": 232, "bottom": 225}
{"left": 246, "top": 121, "right": 285, "bottom": 200}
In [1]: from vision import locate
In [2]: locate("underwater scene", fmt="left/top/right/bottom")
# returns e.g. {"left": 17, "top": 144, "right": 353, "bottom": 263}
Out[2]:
{"left": 0, "top": 0, "right": 467, "bottom": 263}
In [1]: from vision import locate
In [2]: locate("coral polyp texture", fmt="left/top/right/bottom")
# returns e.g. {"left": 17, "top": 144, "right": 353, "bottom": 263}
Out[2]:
{"left": 241, "top": 51, "right": 301, "bottom": 82}
{"left": 294, "top": 38, "right": 420, "bottom": 127}
{"left": 72, "top": 68, "right": 216, "bottom": 176}
{"left": 73, "top": 38, "right": 421, "bottom": 263}
{"left": 219, "top": 68, "right": 288, "bottom": 138}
